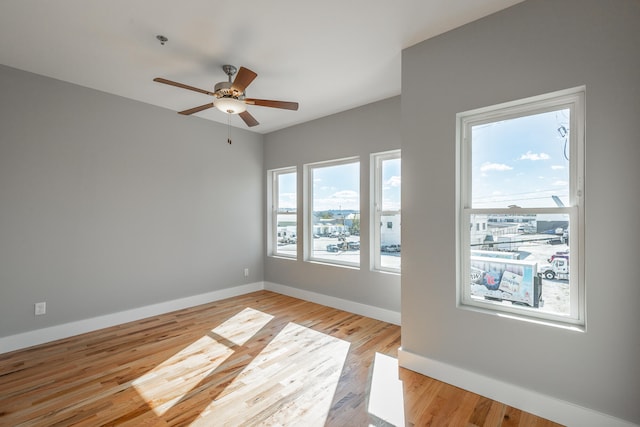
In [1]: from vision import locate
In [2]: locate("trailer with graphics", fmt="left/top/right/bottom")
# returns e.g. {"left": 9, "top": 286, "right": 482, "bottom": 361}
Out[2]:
{"left": 470, "top": 255, "right": 543, "bottom": 308}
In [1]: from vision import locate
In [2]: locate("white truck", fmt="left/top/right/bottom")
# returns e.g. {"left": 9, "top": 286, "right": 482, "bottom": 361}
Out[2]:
{"left": 538, "top": 256, "right": 569, "bottom": 280}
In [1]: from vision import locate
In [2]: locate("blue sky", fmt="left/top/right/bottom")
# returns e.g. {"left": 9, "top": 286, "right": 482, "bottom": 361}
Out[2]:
{"left": 277, "top": 158, "right": 401, "bottom": 212}
{"left": 471, "top": 108, "right": 570, "bottom": 208}
{"left": 381, "top": 158, "right": 401, "bottom": 211}
{"left": 277, "top": 171, "right": 297, "bottom": 210}
{"left": 312, "top": 162, "right": 360, "bottom": 211}
{"left": 279, "top": 109, "right": 565, "bottom": 213}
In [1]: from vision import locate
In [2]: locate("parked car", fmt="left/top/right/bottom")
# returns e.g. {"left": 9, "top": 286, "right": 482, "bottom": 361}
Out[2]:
{"left": 326, "top": 244, "right": 340, "bottom": 252}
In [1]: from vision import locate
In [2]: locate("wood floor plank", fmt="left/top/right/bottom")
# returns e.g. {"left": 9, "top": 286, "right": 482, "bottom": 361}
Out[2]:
{"left": 0, "top": 291, "right": 563, "bottom": 426}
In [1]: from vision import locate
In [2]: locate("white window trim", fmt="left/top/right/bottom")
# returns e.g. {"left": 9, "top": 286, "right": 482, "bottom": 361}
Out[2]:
{"left": 268, "top": 166, "right": 297, "bottom": 259}
{"left": 456, "top": 87, "right": 586, "bottom": 328}
{"left": 304, "top": 156, "right": 360, "bottom": 268}
{"left": 371, "top": 149, "right": 401, "bottom": 274}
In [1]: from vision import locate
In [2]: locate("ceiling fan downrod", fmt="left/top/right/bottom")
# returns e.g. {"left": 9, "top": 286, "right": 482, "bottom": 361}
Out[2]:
{"left": 222, "top": 65, "right": 237, "bottom": 82}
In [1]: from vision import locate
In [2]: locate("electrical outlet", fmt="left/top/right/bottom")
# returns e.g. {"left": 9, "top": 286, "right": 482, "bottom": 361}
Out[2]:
{"left": 244, "top": 268, "right": 249, "bottom": 278}
{"left": 35, "top": 302, "right": 46, "bottom": 316}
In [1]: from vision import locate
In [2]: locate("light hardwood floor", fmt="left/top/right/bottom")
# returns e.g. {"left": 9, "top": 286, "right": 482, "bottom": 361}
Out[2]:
{"left": 0, "top": 291, "right": 562, "bottom": 426}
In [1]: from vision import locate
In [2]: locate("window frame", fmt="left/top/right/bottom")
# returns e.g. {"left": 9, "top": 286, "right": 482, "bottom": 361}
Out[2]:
{"left": 268, "top": 166, "right": 297, "bottom": 259}
{"left": 304, "top": 156, "right": 360, "bottom": 268}
{"left": 456, "top": 87, "right": 585, "bottom": 328}
{"left": 371, "top": 149, "right": 401, "bottom": 274}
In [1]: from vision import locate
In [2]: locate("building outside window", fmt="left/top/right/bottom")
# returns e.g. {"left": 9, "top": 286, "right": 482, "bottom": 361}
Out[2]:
{"left": 372, "top": 150, "right": 401, "bottom": 273}
{"left": 268, "top": 167, "right": 297, "bottom": 258}
{"left": 457, "top": 87, "right": 585, "bottom": 327}
{"left": 305, "top": 158, "right": 360, "bottom": 267}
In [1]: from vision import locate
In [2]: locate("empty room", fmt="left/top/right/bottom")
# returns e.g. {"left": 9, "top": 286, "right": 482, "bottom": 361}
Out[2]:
{"left": 1, "top": 1, "right": 639, "bottom": 426}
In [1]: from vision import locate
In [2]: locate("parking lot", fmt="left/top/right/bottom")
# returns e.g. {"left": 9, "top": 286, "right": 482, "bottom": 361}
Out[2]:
{"left": 281, "top": 233, "right": 568, "bottom": 315}
{"left": 280, "top": 236, "right": 400, "bottom": 269}
{"left": 516, "top": 236, "right": 570, "bottom": 315}
{"left": 473, "top": 233, "right": 570, "bottom": 316}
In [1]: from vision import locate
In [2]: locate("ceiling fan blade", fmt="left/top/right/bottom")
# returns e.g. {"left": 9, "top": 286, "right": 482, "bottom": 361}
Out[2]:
{"left": 239, "top": 111, "right": 259, "bottom": 127}
{"left": 231, "top": 67, "right": 258, "bottom": 93}
{"left": 154, "top": 78, "right": 214, "bottom": 96}
{"left": 243, "top": 98, "right": 299, "bottom": 111}
{"left": 178, "top": 103, "right": 214, "bottom": 115}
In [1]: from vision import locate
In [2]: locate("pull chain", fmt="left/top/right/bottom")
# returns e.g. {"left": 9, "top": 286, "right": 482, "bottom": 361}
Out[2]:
{"left": 227, "top": 115, "right": 232, "bottom": 144}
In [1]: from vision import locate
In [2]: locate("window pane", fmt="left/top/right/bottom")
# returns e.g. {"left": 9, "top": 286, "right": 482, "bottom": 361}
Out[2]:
{"left": 469, "top": 213, "right": 570, "bottom": 316}
{"left": 380, "top": 156, "right": 401, "bottom": 270}
{"left": 460, "top": 88, "right": 584, "bottom": 326}
{"left": 276, "top": 171, "right": 296, "bottom": 257}
{"left": 381, "top": 157, "right": 401, "bottom": 211}
{"left": 471, "top": 109, "right": 571, "bottom": 208}
{"left": 311, "top": 161, "right": 360, "bottom": 265}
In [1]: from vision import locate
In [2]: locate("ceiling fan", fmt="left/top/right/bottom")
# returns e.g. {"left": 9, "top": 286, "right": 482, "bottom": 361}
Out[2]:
{"left": 154, "top": 65, "right": 299, "bottom": 128}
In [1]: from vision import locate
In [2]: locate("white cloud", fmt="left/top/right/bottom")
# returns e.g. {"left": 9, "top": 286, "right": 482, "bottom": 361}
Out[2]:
{"left": 552, "top": 180, "right": 568, "bottom": 186}
{"left": 314, "top": 190, "right": 360, "bottom": 211}
{"left": 480, "top": 162, "right": 513, "bottom": 172}
{"left": 382, "top": 199, "right": 401, "bottom": 211}
{"left": 551, "top": 165, "right": 565, "bottom": 170}
{"left": 278, "top": 192, "right": 297, "bottom": 209}
{"left": 519, "top": 151, "right": 550, "bottom": 161}
{"left": 385, "top": 175, "right": 401, "bottom": 187}
{"left": 332, "top": 190, "right": 358, "bottom": 199}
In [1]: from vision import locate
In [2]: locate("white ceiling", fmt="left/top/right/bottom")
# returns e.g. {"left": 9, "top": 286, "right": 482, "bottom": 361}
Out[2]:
{"left": 0, "top": 0, "right": 522, "bottom": 134}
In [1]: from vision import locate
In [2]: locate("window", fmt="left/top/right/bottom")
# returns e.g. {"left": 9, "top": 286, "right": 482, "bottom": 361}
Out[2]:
{"left": 269, "top": 167, "right": 297, "bottom": 258}
{"left": 457, "top": 87, "right": 585, "bottom": 327}
{"left": 372, "top": 150, "right": 401, "bottom": 273}
{"left": 305, "top": 158, "right": 360, "bottom": 267}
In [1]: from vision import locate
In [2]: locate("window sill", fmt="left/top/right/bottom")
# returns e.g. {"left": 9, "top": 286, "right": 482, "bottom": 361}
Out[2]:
{"left": 305, "top": 259, "right": 360, "bottom": 271}
{"left": 457, "top": 302, "right": 585, "bottom": 332}
{"left": 269, "top": 254, "right": 297, "bottom": 261}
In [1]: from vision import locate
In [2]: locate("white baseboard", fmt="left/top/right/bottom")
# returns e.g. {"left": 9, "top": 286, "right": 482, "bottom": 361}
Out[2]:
{"left": 0, "top": 282, "right": 263, "bottom": 354}
{"left": 2, "top": 284, "right": 634, "bottom": 426}
{"left": 264, "top": 281, "right": 401, "bottom": 325}
{"left": 0, "top": 281, "right": 400, "bottom": 354}
{"left": 398, "top": 348, "right": 637, "bottom": 427}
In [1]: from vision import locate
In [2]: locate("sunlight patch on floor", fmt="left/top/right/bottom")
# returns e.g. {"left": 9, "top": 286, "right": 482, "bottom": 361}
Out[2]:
{"left": 194, "top": 322, "right": 350, "bottom": 426}
{"left": 212, "top": 307, "right": 274, "bottom": 346}
{"left": 132, "top": 307, "right": 273, "bottom": 416}
{"left": 368, "top": 352, "right": 405, "bottom": 426}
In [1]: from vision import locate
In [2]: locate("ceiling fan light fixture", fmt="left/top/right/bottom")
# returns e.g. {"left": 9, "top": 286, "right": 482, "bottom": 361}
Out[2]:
{"left": 213, "top": 96, "right": 247, "bottom": 114}
{"left": 154, "top": 65, "right": 297, "bottom": 128}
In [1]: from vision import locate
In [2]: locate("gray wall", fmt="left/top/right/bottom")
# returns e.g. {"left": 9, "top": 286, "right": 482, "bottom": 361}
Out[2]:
{"left": 263, "top": 97, "right": 401, "bottom": 312}
{"left": 0, "top": 65, "right": 264, "bottom": 337}
{"left": 401, "top": 0, "right": 640, "bottom": 423}
{"left": 3, "top": 0, "right": 638, "bottom": 421}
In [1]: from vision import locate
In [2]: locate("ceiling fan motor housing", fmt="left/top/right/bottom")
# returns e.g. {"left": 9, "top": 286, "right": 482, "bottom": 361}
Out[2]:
{"left": 213, "top": 81, "right": 247, "bottom": 114}
{"left": 214, "top": 81, "right": 243, "bottom": 99}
